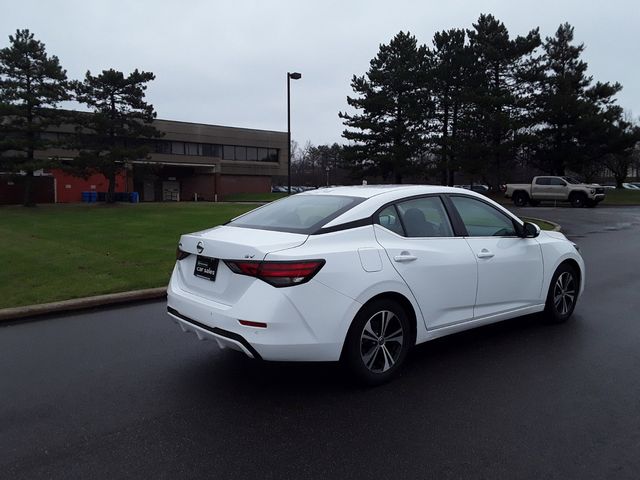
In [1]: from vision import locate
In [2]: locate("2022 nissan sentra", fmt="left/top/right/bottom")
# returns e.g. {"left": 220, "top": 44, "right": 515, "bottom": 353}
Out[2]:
{"left": 167, "top": 185, "right": 584, "bottom": 384}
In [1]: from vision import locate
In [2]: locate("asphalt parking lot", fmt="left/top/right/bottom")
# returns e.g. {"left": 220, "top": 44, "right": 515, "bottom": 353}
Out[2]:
{"left": 2, "top": 206, "right": 640, "bottom": 479}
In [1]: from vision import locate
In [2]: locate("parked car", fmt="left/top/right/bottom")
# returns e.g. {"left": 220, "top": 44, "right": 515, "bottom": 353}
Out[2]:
{"left": 168, "top": 185, "right": 584, "bottom": 384}
{"left": 622, "top": 183, "right": 640, "bottom": 190}
{"left": 505, "top": 176, "right": 605, "bottom": 207}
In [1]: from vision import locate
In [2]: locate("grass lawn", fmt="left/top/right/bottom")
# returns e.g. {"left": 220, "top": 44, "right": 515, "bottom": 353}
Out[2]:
{"left": 600, "top": 189, "right": 640, "bottom": 205}
{"left": 0, "top": 196, "right": 570, "bottom": 309}
{"left": 0, "top": 202, "right": 256, "bottom": 309}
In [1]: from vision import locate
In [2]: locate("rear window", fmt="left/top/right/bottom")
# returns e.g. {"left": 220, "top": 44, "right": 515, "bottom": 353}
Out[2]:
{"left": 229, "top": 195, "right": 365, "bottom": 234}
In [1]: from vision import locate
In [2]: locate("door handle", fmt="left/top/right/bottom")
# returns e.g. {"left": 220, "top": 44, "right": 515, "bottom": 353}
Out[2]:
{"left": 394, "top": 253, "right": 417, "bottom": 262}
{"left": 477, "top": 249, "right": 495, "bottom": 259}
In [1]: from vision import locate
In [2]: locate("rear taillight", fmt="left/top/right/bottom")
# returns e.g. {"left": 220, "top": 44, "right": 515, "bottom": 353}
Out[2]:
{"left": 176, "top": 247, "right": 190, "bottom": 261}
{"left": 224, "top": 259, "right": 325, "bottom": 287}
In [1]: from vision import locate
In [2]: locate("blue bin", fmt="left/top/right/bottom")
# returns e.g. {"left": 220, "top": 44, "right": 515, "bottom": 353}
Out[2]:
{"left": 130, "top": 192, "right": 139, "bottom": 203}
{"left": 81, "top": 192, "right": 90, "bottom": 203}
{"left": 90, "top": 191, "right": 97, "bottom": 202}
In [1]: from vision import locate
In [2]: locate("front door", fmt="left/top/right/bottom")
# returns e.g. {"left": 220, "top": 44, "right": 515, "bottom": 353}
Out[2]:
{"left": 448, "top": 195, "right": 544, "bottom": 318}
{"left": 374, "top": 196, "right": 478, "bottom": 330}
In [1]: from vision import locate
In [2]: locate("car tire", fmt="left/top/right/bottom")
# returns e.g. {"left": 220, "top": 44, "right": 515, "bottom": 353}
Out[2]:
{"left": 343, "top": 299, "right": 412, "bottom": 385}
{"left": 570, "top": 193, "right": 587, "bottom": 208}
{"left": 513, "top": 192, "right": 528, "bottom": 207}
{"left": 543, "top": 263, "right": 579, "bottom": 324}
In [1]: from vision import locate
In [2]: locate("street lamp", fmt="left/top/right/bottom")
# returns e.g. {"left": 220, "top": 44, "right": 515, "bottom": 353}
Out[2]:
{"left": 287, "top": 71, "right": 302, "bottom": 195}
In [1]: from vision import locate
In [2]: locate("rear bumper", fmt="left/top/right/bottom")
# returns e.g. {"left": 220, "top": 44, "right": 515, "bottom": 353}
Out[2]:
{"left": 168, "top": 307, "right": 262, "bottom": 359}
{"left": 166, "top": 265, "right": 358, "bottom": 362}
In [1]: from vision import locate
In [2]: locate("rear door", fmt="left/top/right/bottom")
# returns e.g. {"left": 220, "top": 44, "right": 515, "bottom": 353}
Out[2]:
{"left": 374, "top": 196, "right": 478, "bottom": 330}
{"left": 531, "top": 177, "right": 551, "bottom": 200}
{"left": 447, "top": 195, "right": 544, "bottom": 318}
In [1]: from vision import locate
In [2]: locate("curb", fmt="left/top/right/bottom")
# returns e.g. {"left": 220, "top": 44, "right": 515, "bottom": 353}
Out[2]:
{"left": 0, "top": 287, "right": 167, "bottom": 323}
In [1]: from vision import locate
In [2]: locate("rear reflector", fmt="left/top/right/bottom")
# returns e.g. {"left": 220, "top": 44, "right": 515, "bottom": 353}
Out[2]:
{"left": 238, "top": 320, "right": 267, "bottom": 328}
{"left": 225, "top": 259, "right": 325, "bottom": 287}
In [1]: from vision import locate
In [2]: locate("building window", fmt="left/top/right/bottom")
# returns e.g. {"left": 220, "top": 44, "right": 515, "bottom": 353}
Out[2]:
{"left": 235, "top": 146, "right": 247, "bottom": 161}
{"left": 155, "top": 141, "right": 171, "bottom": 154}
{"left": 185, "top": 142, "right": 199, "bottom": 156}
{"left": 267, "top": 149, "right": 278, "bottom": 162}
{"left": 258, "top": 148, "right": 269, "bottom": 162}
{"left": 201, "top": 144, "right": 216, "bottom": 157}
{"left": 171, "top": 141, "right": 185, "bottom": 155}
{"left": 246, "top": 147, "right": 258, "bottom": 161}
{"left": 223, "top": 145, "right": 235, "bottom": 160}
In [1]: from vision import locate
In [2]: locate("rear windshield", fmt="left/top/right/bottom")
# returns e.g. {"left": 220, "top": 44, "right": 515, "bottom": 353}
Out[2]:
{"left": 228, "top": 195, "right": 365, "bottom": 234}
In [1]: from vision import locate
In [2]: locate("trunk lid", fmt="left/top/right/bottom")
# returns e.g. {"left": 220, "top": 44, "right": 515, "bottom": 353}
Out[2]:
{"left": 176, "top": 225, "right": 308, "bottom": 304}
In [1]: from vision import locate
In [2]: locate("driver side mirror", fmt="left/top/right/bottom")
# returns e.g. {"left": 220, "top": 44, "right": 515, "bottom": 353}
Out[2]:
{"left": 521, "top": 221, "right": 540, "bottom": 238}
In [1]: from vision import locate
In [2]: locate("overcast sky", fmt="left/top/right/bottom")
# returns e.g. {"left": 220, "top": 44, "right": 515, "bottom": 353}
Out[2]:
{"left": 2, "top": 0, "right": 638, "bottom": 145}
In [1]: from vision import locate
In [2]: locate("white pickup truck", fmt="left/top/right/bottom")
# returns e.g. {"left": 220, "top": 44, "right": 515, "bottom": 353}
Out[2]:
{"left": 505, "top": 176, "right": 606, "bottom": 208}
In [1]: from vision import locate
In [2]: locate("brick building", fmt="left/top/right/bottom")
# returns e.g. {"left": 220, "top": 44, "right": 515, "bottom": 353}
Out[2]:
{"left": 2, "top": 117, "right": 288, "bottom": 204}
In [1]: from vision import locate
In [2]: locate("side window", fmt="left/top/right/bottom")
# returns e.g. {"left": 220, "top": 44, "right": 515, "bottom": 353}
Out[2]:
{"left": 535, "top": 177, "right": 550, "bottom": 185}
{"left": 549, "top": 178, "right": 567, "bottom": 186}
{"left": 396, "top": 197, "right": 453, "bottom": 238}
{"left": 376, "top": 205, "right": 405, "bottom": 236}
{"left": 450, "top": 196, "right": 518, "bottom": 237}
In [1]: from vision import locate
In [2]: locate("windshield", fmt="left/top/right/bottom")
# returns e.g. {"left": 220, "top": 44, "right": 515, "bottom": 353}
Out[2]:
{"left": 229, "top": 194, "right": 365, "bottom": 234}
{"left": 563, "top": 176, "right": 581, "bottom": 184}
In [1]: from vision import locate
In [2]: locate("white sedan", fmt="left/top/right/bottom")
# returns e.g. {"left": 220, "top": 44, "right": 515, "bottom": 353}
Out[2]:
{"left": 167, "top": 185, "right": 584, "bottom": 384}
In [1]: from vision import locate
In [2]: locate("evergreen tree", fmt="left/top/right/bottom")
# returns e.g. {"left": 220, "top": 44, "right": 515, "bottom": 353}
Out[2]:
{"left": 340, "top": 32, "right": 431, "bottom": 183}
{"left": 0, "top": 29, "right": 71, "bottom": 206}
{"left": 428, "top": 28, "right": 474, "bottom": 185}
{"left": 73, "top": 69, "right": 161, "bottom": 202}
{"left": 465, "top": 14, "right": 541, "bottom": 187}
{"left": 533, "top": 23, "right": 622, "bottom": 177}
{"left": 602, "top": 115, "right": 640, "bottom": 187}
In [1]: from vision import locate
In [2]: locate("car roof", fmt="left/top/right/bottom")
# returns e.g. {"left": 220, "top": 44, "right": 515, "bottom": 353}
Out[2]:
{"left": 299, "top": 184, "right": 464, "bottom": 199}
{"left": 309, "top": 184, "right": 522, "bottom": 229}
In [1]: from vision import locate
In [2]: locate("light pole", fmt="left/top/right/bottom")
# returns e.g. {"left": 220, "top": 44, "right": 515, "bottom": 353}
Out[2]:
{"left": 287, "top": 71, "right": 302, "bottom": 195}
{"left": 326, "top": 166, "right": 330, "bottom": 187}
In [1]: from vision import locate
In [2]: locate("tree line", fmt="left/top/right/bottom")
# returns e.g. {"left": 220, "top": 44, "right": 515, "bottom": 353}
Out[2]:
{"left": 339, "top": 14, "right": 640, "bottom": 188}
{"left": 0, "top": 29, "right": 159, "bottom": 206}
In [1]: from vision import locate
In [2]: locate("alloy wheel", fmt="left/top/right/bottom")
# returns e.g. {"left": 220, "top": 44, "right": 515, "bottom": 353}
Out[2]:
{"left": 553, "top": 272, "right": 576, "bottom": 315}
{"left": 360, "top": 310, "right": 404, "bottom": 373}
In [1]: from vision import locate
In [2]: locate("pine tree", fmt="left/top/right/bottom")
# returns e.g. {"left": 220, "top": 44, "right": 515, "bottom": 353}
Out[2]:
{"left": 0, "top": 29, "right": 71, "bottom": 206}
{"left": 73, "top": 69, "right": 161, "bottom": 202}
{"left": 534, "top": 23, "right": 623, "bottom": 177}
{"left": 339, "top": 32, "right": 431, "bottom": 183}
{"left": 602, "top": 115, "right": 640, "bottom": 187}
{"left": 428, "top": 28, "right": 474, "bottom": 185}
{"left": 465, "top": 14, "right": 541, "bottom": 187}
